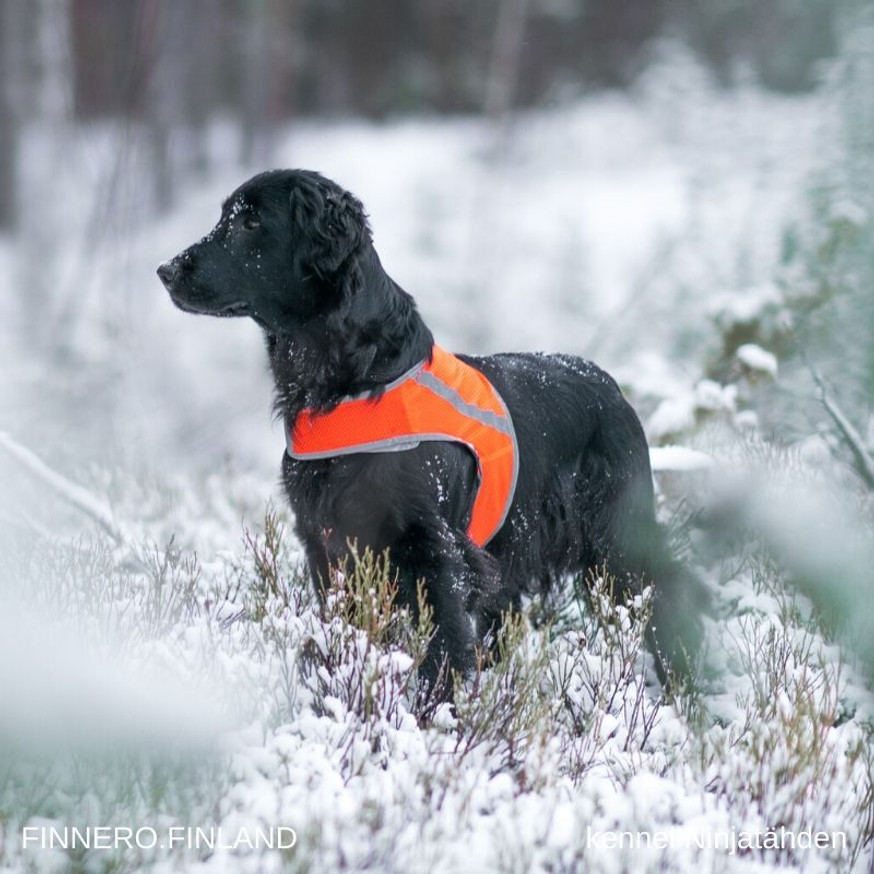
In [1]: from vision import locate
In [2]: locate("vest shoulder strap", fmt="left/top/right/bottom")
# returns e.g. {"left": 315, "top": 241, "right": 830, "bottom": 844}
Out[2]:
{"left": 287, "top": 346, "right": 518, "bottom": 546}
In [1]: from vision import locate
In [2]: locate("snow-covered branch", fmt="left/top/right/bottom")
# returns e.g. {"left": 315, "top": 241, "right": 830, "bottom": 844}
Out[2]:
{"left": 0, "top": 431, "right": 126, "bottom": 544}
{"left": 809, "top": 370, "right": 874, "bottom": 491}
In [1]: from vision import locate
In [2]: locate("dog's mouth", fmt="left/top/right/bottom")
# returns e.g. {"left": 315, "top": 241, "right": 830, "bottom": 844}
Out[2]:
{"left": 216, "top": 302, "right": 251, "bottom": 317}
{"left": 170, "top": 294, "right": 250, "bottom": 318}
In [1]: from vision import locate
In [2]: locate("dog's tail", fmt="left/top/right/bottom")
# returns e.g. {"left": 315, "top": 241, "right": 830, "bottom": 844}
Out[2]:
{"left": 631, "top": 518, "right": 710, "bottom": 687}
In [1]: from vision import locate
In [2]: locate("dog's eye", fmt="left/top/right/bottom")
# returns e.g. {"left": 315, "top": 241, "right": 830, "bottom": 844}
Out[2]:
{"left": 243, "top": 215, "right": 261, "bottom": 231}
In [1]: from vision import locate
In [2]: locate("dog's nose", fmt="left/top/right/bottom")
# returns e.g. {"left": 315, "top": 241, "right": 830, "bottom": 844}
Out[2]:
{"left": 157, "top": 261, "right": 177, "bottom": 287}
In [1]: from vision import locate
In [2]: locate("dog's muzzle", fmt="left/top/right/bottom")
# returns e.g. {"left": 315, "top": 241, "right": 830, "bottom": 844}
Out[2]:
{"left": 157, "top": 261, "right": 178, "bottom": 289}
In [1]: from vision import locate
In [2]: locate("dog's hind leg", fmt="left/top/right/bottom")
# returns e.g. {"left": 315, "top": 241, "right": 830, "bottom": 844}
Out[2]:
{"left": 592, "top": 437, "right": 709, "bottom": 685}
{"left": 576, "top": 408, "right": 708, "bottom": 682}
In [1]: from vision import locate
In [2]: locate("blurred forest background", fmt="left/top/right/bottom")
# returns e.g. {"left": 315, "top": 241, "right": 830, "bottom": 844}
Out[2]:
{"left": 0, "top": 0, "right": 844, "bottom": 230}
{"left": 0, "top": 0, "right": 872, "bottom": 489}
{"left": 0, "top": 0, "right": 848, "bottom": 227}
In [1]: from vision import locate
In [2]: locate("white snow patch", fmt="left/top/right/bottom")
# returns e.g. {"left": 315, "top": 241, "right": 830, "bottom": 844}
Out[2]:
{"left": 647, "top": 395, "right": 697, "bottom": 441}
{"left": 829, "top": 198, "right": 867, "bottom": 227}
{"left": 709, "top": 281, "right": 783, "bottom": 327}
{"left": 736, "top": 343, "right": 778, "bottom": 377}
{"left": 650, "top": 445, "right": 714, "bottom": 472}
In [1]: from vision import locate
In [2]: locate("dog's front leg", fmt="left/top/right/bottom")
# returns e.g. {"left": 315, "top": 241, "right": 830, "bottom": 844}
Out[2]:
{"left": 392, "top": 521, "right": 504, "bottom": 699}
{"left": 298, "top": 528, "right": 334, "bottom": 606}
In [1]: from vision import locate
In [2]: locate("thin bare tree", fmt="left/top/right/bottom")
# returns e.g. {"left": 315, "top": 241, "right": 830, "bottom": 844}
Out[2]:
{"left": 16, "top": 0, "right": 75, "bottom": 344}
{"left": 484, "top": 0, "right": 530, "bottom": 127}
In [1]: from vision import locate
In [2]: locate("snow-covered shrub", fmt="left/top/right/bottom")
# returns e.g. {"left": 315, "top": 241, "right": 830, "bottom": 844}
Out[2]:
{"left": 547, "top": 571, "right": 667, "bottom": 783}
{"left": 452, "top": 610, "right": 553, "bottom": 781}
{"left": 705, "top": 604, "right": 874, "bottom": 869}
{"left": 295, "top": 544, "right": 436, "bottom": 735}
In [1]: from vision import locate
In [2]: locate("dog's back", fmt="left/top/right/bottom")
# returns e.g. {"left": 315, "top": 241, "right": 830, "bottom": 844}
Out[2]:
{"left": 466, "top": 351, "right": 704, "bottom": 678}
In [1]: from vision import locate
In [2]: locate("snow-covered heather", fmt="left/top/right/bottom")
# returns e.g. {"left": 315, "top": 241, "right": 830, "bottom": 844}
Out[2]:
{"left": 1, "top": 442, "right": 872, "bottom": 873}
{"left": 1, "top": 59, "right": 872, "bottom": 873}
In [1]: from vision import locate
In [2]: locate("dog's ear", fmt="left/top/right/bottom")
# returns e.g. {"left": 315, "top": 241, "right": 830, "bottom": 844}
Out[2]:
{"left": 291, "top": 183, "right": 370, "bottom": 280}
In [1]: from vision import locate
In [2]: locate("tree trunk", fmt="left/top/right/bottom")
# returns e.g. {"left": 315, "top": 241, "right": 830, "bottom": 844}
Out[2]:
{"left": 18, "top": 0, "right": 74, "bottom": 344}
{"left": 240, "top": 0, "right": 297, "bottom": 167}
{"left": 0, "top": 1, "right": 28, "bottom": 232}
{"left": 484, "top": 0, "right": 530, "bottom": 125}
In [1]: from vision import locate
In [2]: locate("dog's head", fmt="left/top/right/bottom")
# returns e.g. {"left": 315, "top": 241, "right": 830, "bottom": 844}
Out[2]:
{"left": 157, "top": 170, "right": 371, "bottom": 332}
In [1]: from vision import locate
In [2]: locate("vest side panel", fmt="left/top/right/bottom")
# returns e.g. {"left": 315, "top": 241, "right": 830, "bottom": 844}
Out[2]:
{"left": 287, "top": 346, "right": 519, "bottom": 547}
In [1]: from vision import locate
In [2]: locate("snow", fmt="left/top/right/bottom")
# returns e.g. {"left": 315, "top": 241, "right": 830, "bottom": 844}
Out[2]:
{"left": 0, "top": 610, "right": 226, "bottom": 752}
{"left": 829, "top": 199, "right": 868, "bottom": 228}
{"left": 1, "top": 66, "right": 872, "bottom": 874}
{"left": 646, "top": 380, "right": 737, "bottom": 442}
{"left": 647, "top": 396, "right": 697, "bottom": 441}
{"left": 736, "top": 343, "right": 778, "bottom": 378}
{"left": 0, "top": 430, "right": 126, "bottom": 546}
{"left": 708, "top": 282, "right": 783, "bottom": 328}
{"left": 649, "top": 445, "right": 714, "bottom": 472}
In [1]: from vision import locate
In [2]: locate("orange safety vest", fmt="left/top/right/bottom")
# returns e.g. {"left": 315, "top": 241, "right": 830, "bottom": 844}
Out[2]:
{"left": 287, "top": 345, "right": 519, "bottom": 547}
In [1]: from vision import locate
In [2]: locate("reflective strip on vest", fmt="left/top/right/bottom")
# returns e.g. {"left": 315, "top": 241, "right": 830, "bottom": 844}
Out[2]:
{"left": 287, "top": 345, "right": 519, "bottom": 547}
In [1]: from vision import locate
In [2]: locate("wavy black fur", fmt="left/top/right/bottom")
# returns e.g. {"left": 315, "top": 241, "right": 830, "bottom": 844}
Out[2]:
{"left": 158, "top": 169, "right": 707, "bottom": 693}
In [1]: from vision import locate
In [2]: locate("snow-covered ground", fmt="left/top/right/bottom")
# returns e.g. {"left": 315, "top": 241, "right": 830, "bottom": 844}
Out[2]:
{"left": 1, "top": 62, "right": 872, "bottom": 873}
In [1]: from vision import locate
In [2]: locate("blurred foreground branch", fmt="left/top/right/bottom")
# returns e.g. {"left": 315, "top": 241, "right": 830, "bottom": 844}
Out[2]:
{"left": 809, "top": 366, "right": 874, "bottom": 491}
{"left": 0, "top": 431, "right": 126, "bottom": 545}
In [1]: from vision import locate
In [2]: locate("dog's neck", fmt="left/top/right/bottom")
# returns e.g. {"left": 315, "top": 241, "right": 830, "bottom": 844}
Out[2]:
{"left": 266, "top": 244, "right": 434, "bottom": 419}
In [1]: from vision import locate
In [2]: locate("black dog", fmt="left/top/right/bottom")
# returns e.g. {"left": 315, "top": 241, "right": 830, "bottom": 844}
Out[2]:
{"left": 158, "top": 169, "right": 705, "bottom": 690}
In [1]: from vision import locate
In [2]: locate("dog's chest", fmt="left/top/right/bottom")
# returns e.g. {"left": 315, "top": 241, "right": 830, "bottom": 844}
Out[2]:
{"left": 281, "top": 442, "right": 476, "bottom": 545}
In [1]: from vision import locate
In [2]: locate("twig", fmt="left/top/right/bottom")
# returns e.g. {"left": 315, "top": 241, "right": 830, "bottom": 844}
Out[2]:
{"left": 807, "top": 366, "right": 874, "bottom": 490}
{"left": 0, "top": 431, "right": 127, "bottom": 544}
